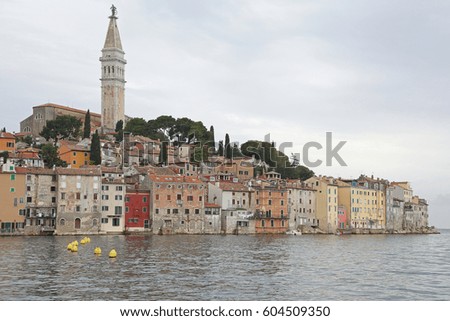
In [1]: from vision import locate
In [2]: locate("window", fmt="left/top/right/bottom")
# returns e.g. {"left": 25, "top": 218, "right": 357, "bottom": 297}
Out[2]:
{"left": 102, "top": 195, "right": 109, "bottom": 200}
{"left": 112, "top": 218, "right": 120, "bottom": 226}
{"left": 143, "top": 207, "right": 147, "bottom": 213}
{"left": 101, "top": 218, "right": 109, "bottom": 224}
{"left": 115, "top": 206, "right": 122, "bottom": 215}
{"left": 270, "top": 220, "right": 274, "bottom": 227}
{"left": 167, "top": 195, "right": 171, "bottom": 201}
{"left": 268, "top": 200, "right": 272, "bottom": 205}
{"left": 115, "top": 195, "right": 122, "bottom": 201}
{"left": 261, "top": 220, "right": 265, "bottom": 227}
{"left": 125, "top": 206, "right": 129, "bottom": 213}
{"left": 51, "top": 197, "right": 56, "bottom": 203}
{"left": 173, "top": 209, "right": 179, "bottom": 214}
{"left": 167, "top": 209, "right": 171, "bottom": 214}
{"left": 116, "top": 186, "right": 122, "bottom": 191}
{"left": 143, "top": 197, "right": 147, "bottom": 203}
{"left": 50, "top": 186, "right": 56, "bottom": 192}
{"left": 177, "top": 194, "right": 182, "bottom": 200}
{"left": 27, "top": 185, "right": 31, "bottom": 191}
{"left": 60, "top": 219, "right": 65, "bottom": 226}
{"left": 10, "top": 187, "right": 15, "bottom": 193}
{"left": 101, "top": 206, "right": 109, "bottom": 211}
{"left": 27, "top": 196, "right": 32, "bottom": 202}
{"left": 94, "top": 193, "right": 98, "bottom": 200}
{"left": 187, "top": 196, "right": 193, "bottom": 201}
{"left": 102, "top": 185, "right": 109, "bottom": 191}
{"left": 10, "top": 174, "right": 15, "bottom": 181}
{"left": 155, "top": 209, "right": 159, "bottom": 214}
{"left": 76, "top": 193, "right": 81, "bottom": 200}
{"left": 195, "top": 209, "right": 200, "bottom": 214}
{"left": 156, "top": 194, "right": 159, "bottom": 200}
{"left": 281, "top": 200, "right": 284, "bottom": 206}
{"left": 125, "top": 197, "right": 129, "bottom": 202}
{"left": 185, "top": 209, "right": 190, "bottom": 214}
{"left": 76, "top": 205, "right": 81, "bottom": 212}
{"left": 93, "top": 219, "right": 98, "bottom": 227}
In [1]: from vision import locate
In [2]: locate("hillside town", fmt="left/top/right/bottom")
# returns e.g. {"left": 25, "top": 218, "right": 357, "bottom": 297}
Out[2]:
{"left": 0, "top": 6, "right": 435, "bottom": 236}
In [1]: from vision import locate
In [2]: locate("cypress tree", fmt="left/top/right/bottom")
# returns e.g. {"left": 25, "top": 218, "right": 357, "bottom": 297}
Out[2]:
{"left": 218, "top": 140, "right": 224, "bottom": 156}
{"left": 209, "top": 125, "right": 216, "bottom": 153}
{"left": 225, "top": 133, "right": 232, "bottom": 159}
{"left": 90, "top": 130, "right": 101, "bottom": 165}
{"left": 83, "top": 110, "right": 91, "bottom": 138}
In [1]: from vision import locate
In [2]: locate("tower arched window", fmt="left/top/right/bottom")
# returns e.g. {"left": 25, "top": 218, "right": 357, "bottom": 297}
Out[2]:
{"left": 112, "top": 66, "right": 114, "bottom": 73}
{"left": 108, "top": 66, "right": 110, "bottom": 74}
{"left": 104, "top": 66, "right": 106, "bottom": 75}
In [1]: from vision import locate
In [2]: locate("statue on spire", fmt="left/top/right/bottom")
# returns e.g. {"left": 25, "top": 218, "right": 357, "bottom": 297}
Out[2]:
{"left": 110, "top": 4, "right": 117, "bottom": 17}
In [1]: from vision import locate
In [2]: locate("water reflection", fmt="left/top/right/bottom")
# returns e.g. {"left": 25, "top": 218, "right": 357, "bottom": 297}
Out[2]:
{"left": 0, "top": 231, "right": 449, "bottom": 300}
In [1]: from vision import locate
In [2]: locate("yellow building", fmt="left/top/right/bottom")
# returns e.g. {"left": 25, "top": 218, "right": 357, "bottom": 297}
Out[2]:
{"left": 0, "top": 132, "right": 16, "bottom": 153}
{"left": 337, "top": 178, "right": 386, "bottom": 229}
{"left": 58, "top": 140, "right": 90, "bottom": 168}
{"left": 0, "top": 162, "right": 26, "bottom": 233}
{"left": 305, "top": 176, "right": 339, "bottom": 233}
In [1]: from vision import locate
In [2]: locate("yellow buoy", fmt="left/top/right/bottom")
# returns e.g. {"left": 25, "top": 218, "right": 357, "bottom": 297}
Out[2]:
{"left": 94, "top": 247, "right": 102, "bottom": 255}
{"left": 67, "top": 243, "right": 73, "bottom": 251}
{"left": 80, "top": 239, "right": 86, "bottom": 245}
{"left": 87, "top": 237, "right": 91, "bottom": 243}
{"left": 71, "top": 245, "right": 78, "bottom": 252}
{"left": 109, "top": 249, "right": 117, "bottom": 258}
{"left": 73, "top": 240, "right": 78, "bottom": 246}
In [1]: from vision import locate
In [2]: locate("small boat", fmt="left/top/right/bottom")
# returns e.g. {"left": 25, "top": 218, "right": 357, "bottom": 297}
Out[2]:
{"left": 286, "top": 230, "right": 302, "bottom": 235}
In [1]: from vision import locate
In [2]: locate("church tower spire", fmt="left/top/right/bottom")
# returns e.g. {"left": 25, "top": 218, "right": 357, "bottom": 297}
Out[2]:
{"left": 100, "top": 4, "right": 126, "bottom": 132}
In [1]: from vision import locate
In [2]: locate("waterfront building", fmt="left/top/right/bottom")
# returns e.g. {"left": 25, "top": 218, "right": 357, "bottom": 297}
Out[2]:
{"left": 203, "top": 203, "right": 222, "bottom": 234}
{"left": 221, "top": 209, "right": 255, "bottom": 234}
{"left": 305, "top": 176, "right": 339, "bottom": 233}
{"left": 208, "top": 180, "right": 253, "bottom": 211}
{"left": 0, "top": 162, "right": 26, "bottom": 234}
{"left": 336, "top": 176, "right": 386, "bottom": 230}
{"left": 24, "top": 167, "right": 57, "bottom": 235}
{"left": 55, "top": 167, "right": 102, "bottom": 235}
{"left": 150, "top": 174, "right": 206, "bottom": 234}
{"left": 100, "top": 5, "right": 126, "bottom": 132}
{"left": 286, "top": 180, "right": 317, "bottom": 231}
{"left": 100, "top": 167, "right": 126, "bottom": 233}
{"left": 125, "top": 186, "right": 151, "bottom": 232}
{"left": 386, "top": 184, "right": 405, "bottom": 232}
{"left": 252, "top": 176, "right": 289, "bottom": 234}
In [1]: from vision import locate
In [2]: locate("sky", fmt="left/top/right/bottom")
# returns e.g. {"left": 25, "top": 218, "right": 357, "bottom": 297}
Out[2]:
{"left": 0, "top": 0, "right": 449, "bottom": 227}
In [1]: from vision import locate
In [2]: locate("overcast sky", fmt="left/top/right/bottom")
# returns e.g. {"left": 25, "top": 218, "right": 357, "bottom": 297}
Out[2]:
{"left": 1, "top": 0, "right": 449, "bottom": 227}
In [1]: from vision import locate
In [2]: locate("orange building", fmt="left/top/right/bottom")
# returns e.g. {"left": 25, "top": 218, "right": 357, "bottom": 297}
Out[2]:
{"left": 58, "top": 140, "right": 90, "bottom": 168}
{"left": 254, "top": 182, "right": 289, "bottom": 234}
{"left": 0, "top": 163, "right": 26, "bottom": 234}
{"left": 0, "top": 132, "right": 16, "bottom": 153}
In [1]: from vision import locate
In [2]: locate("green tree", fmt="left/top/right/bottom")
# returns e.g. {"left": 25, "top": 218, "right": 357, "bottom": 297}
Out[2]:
{"left": 1, "top": 127, "right": 6, "bottom": 132}
{"left": 160, "top": 141, "right": 169, "bottom": 165}
{"left": 218, "top": 140, "right": 224, "bottom": 156}
{"left": 114, "top": 120, "right": 124, "bottom": 142}
{"left": 208, "top": 125, "right": 215, "bottom": 154}
{"left": 83, "top": 110, "right": 91, "bottom": 139}
{"left": 90, "top": 130, "right": 101, "bottom": 165}
{"left": 124, "top": 118, "right": 148, "bottom": 136}
{"left": 0, "top": 151, "right": 8, "bottom": 162}
{"left": 40, "top": 115, "right": 82, "bottom": 144}
{"left": 225, "top": 133, "right": 232, "bottom": 159}
{"left": 40, "top": 144, "right": 67, "bottom": 168}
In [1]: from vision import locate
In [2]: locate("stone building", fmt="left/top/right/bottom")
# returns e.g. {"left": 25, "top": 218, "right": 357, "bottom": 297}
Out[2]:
{"left": 150, "top": 174, "right": 207, "bottom": 234}
{"left": 100, "top": 167, "right": 126, "bottom": 233}
{"left": 286, "top": 180, "right": 317, "bottom": 231}
{"left": 100, "top": 6, "right": 126, "bottom": 132}
{"left": 24, "top": 167, "right": 57, "bottom": 235}
{"left": 125, "top": 186, "right": 151, "bottom": 232}
{"left": 208, "top": 181, "right": 253, "bottom": 211}
{"left": 20, "top": 103, "right": 101, "bottom": 138}
{"left": 55, "top": 167, "right": 102, "bottom": 235}
{"left": 386, "top": 184, "right": 405, "bottom": 232}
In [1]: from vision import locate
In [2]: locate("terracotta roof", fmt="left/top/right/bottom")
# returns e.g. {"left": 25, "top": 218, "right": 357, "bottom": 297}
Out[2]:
{"left": 25, "top": 168, "right": 56, "bottom": 175}
{"left": 149, "top": 174, "right": 203, "bottom": 184}
{"left": 0, "top": 132, "right": 15, "bottom": 139}
{"left": 215, "top": 182, "right": 249, "bottom": 192}
{"left": 148, "top": 166, "right": 177, "bottom": 176}
{"left": 205, "top": 202, "right": 221, "bottom": 208}
{"left": 101, "top": 166, "right": 123, "bottom": 173}
{"left": 55, "top": 167, "right": 101, "bottom": 176}
{"left": 33, "top": 103, "right": 101, "bottom": 118}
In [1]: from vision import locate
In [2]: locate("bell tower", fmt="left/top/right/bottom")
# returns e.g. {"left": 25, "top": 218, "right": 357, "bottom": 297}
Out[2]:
{"left": 100, "top": 4, "right": 126, "bottom": 132}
